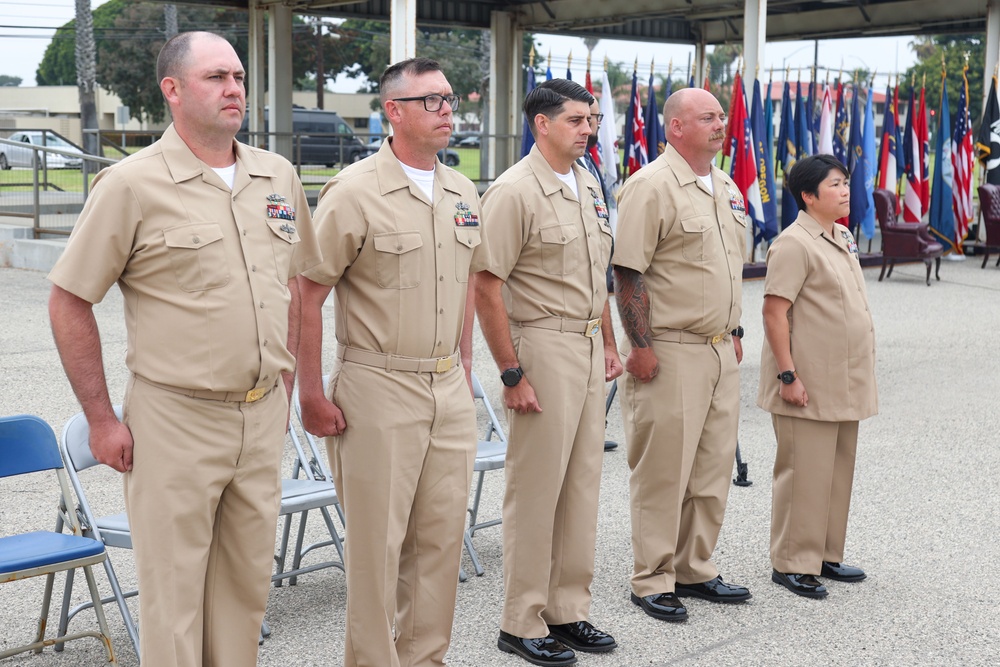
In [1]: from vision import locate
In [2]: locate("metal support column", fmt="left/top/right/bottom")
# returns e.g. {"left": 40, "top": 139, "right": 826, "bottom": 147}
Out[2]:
{"left": 489, "top": 11, "right": 521, "bottom": 180}
{"left": 267, "top": 3, "right": 293, "bottom": 159}
{"left": 390, "top": 0, "right": 417, "bottom": 64}
{"left": 247, "top": 1, "right": 265, "bottom": 148}
{"left": 985, "top": 0, "right": 1000, "bottom": 115}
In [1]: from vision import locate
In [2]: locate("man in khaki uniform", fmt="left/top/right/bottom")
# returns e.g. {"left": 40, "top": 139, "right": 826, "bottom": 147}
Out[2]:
{"left": 613, "top": 87, "right": 750, "bottom": 624}
{"left": 297, "top": 58, "right": 489, "bottom": 667}
{"left": 48, "top": 32, "right": 319, "bottom": 667}
{"left": 759, "top": 155, "right": 877, "bottom": 598}
{"left": 477, "top": 79, "right": 622, "bottom": 667}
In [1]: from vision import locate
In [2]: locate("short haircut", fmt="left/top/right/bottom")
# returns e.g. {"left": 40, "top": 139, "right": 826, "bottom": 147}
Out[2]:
{"left": 156, "top": 31, "right": 229, "bottom": 83}
{"left": 786, "top": 154, "right": 850, "bottom": 210}
{"left": 523, "top": 78, "right": 594, "bottom": 138}
{"left": 380, "top": 58, "right": 444, "bottom": 105}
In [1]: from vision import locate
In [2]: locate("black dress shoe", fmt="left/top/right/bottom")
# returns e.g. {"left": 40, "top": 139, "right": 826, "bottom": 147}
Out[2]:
{"left": 604, "top": 440, "right": 618, "bottom": 451}
{"left": 630, "top": 592, "right": 688, "bottom": 622}
{"left": 498, "top": 630, "right": 577, "bottom": 666}
{"left": 675, "top": 575, "right": 752, "bottom": 603}
{"left": 548, "top": 620, "right": 617, "bottom": 653}
{"left": 771, "top": 570, "right": 828, "bottom": 598}
{"left": 821, "top": 561, "right": 867, "bottom": 582}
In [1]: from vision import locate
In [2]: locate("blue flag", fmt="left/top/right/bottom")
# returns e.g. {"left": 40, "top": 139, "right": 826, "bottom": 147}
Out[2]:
{"left": 847, "top": 84, "right": 864, "bottom": 236}
{"left": 847, "top": 85, "right": 876, "bottom": 239}
{"left": 929, "top": 80, "right": 955, "bottom": 248}
{"left": 764, "top": 79, "right": 774, "bottom": 157}
{"left": 751, "top": 78, "right": 779, "bottom": 244}
{"left": 777, "top": 81, "right": 798, "bottom": 228}
{"left": 520, "top": 67, "right": 536, "bottom": 158}
{"left": 689, "top": 73, "right": 696, "bottom": 88}
{"left": 860, "top": 85, "right": 877, "bottom": 239}
{"left": 833, "top": 81, "right": 850, "bottom": 166}
{"left": 566, "top": 67, "right": 572, "bottom": 81}
{"left": 545, "top": 65, "right": 553, "bottom": 81}
{"left": 645, "top": 72, "right": 666, "bottom": 159}
{"left": 795, "top": 80, "right": 811, "bottom": 159}
{"left": 805, "top": 80, "right": 816, "bottom": 155}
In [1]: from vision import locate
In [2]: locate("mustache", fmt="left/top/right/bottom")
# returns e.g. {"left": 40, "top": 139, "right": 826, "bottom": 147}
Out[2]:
{"left": 710, "top": 131, "right": 725, "bottom": 141}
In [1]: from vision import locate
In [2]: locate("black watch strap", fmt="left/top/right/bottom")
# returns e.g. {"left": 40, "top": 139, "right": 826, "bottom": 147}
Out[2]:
{"left": 731, "top": 326, "right": 744, "bottom": 339}
{"left": 500, "top": 366, "right": 523, "bottom": 387}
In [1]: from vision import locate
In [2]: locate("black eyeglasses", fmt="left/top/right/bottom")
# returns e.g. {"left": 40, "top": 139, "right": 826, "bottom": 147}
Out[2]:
{"left": 390, "top": 94, "right": 460, "bottom": 112}
{"left": 589, "top": 113, "right": 605, "bottom": 125}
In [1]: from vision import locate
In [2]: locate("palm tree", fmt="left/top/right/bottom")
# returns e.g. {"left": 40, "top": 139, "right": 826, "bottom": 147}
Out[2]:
{"left": 74, "top": 0, "right": 97, "bottom": 155}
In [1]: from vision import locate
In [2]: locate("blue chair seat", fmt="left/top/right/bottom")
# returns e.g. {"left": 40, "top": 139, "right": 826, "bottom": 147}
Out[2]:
{"left": 0, "top": 531, "right": 105, "bottom": 574}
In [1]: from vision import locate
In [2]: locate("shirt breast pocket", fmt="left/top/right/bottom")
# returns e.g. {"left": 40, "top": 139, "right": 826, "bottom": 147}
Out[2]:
{"left": 373, "top": 231, "right": 423, "bottom": 289}
{"left": 162, "top": 223, "right": 229, "bottom": 292}
{"left": 539, "top": 223, "right": 581, "bottom": 275}
{"left": 679, "top": 214, "right": 716, "bottom": 262}
{"left": 454, "top": 227, "right": 481, "bottom": 283}
{"left": 265, "top": 219, "right": 300, "bottom": 285}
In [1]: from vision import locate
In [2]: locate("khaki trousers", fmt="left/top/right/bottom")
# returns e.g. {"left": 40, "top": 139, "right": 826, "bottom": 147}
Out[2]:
{"left": 123, "top": 375, "right": 286, "bottom": 667}
{"left": 326, "top": 361, "right": 475, "bottom": 667}
{"left": 620, "top": 337, "right": 739, "bottom": 596}
{"left": 500, "top": 325, "right": 605, "bottom": 639}
{"left": 770, "top": 415, "right": 859, "bottom": 575}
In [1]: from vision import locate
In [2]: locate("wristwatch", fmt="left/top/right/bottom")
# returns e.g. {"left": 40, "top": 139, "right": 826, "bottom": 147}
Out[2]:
{"left": 500, "top": 366, "right": 524, "bottom": 387}
{"left": 778, "top": 370, "right": 798, "bottom": 385}
{"left": 730, "top": 326, "right": 744, "bottom": 339}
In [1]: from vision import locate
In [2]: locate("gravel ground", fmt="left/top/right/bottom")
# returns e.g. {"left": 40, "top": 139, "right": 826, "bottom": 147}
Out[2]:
{"left": 1, "top": 254, "right": 998, "bottom": 667}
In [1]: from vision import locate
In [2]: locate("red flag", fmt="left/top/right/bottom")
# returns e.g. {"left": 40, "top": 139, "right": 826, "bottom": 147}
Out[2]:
{"left": 722, "top": 70, "right": 743, "bottom": 159}
{"left": 729, "top": 78, "right": 758, "bottom": 213}
{"left": 916, "top": 86, "right": 930, "bottom": 216}
{"left": 623, "top": 69, "right": 648, "bottom": 177}
{"left": 703, "top": 76, "right": 711, "bottom": 91}
{"left": 585, "top": 69, "right": 600, "bottom": 168}
{"left": 952, "top": 65, "right": 974, "bottom": 250}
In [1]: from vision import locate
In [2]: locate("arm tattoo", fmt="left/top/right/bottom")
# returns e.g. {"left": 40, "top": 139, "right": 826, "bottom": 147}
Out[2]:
{"left": 613, "top": 266, "right": 653, "bottom": 349}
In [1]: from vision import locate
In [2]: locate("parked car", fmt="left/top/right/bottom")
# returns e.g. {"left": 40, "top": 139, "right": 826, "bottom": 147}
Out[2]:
{"left": 0, "top": 131, "right": 85, "bottom": 170}
{"left": 238, "top": 108, "right": 368, "bottom": 167}
{"left": 364, "top": 137, "right": 460, "bottom": 167}
{"left": 457, "top": 135, "right": 481, "bottom": 148}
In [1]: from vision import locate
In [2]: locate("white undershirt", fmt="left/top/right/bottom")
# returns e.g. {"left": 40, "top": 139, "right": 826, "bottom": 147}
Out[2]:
{"left": 554, "top": 168, "right": 579, "bottom": 199}
{"left": 212, "top": 163, "right": 236, "bottom": 189}
{"left": 398, "top": 160, "right": 436, "bottom": 203}
{"left": 698, "top": 172, "right": 714, "bottom": 194}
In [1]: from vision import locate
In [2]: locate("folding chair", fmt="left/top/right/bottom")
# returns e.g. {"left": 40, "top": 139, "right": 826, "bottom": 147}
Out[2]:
{"left": 57, "top": 404, "right": 346, "bottom": 653}
{"left": 463, "top": 372, "right": 508, "bottom": 577}
{"left": 0, "top": 414, "right": 118, "bottom": 664}
{"left": 274, "top": 383, "right": 346, "bottom": 587}
{"left": 56, "top": 407, "right": 140, "bottom": 661}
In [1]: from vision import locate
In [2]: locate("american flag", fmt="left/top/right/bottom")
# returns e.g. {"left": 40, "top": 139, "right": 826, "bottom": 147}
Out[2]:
{"left": 951, "top": 65, "right": 974, "bottom": 249}
{"left": 902, "top": 86, "right": 923, "bottom": 223}
{"left": 622, "top": 68, "right": 648, "bottom": 177}
{"left": 832, "top": 81, "right": 850, "bottom": 166}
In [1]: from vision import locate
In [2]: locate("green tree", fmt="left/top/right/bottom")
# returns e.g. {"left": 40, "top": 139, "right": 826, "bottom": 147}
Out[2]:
{"left": 0, "top": 75, "right": 22, "bottom": 87}
{"left": 903, "top": 34, "right": 985, "bottom": 132}
{"left": 36, "top": 1, "right": 336, "bottom": 122}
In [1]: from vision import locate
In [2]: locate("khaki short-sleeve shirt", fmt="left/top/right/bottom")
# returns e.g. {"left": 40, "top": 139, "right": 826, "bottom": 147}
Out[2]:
{"left": 613, "top": 144, "right": 745, "bottom": 336}
{"left": 757, "top": 212, "right": 878, "bottom": 421}
{"left": 479, "top": 145, "right": 613, "bottom": 322}
{"left": 48, "top": 124, "right": 321, "bottom": 394}
{"left": 302, "top": 139, "right": 490, "bottom": 358}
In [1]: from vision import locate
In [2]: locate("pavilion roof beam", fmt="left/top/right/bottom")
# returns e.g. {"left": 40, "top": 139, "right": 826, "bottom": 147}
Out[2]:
{"left": 700, "top": 0, "right": 984, "bottom": 42}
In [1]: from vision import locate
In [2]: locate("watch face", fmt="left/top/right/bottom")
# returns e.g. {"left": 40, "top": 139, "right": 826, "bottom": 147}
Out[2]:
{"left": 779, "top": 371, "right": 796, "bottom": 385}
{"left": 501, "top": 367, "right": 522, "bottom": 387}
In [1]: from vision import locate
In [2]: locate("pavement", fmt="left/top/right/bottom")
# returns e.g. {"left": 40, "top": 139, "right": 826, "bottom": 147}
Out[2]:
{"left": 2, "top": 254, "right": 999, "bottom": 666}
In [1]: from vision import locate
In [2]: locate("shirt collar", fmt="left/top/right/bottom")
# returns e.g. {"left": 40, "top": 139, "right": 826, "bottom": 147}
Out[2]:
{"left": 373, "top": 137, "right": 466, "bottom": 199}
{"left": 526, "top": 143, "right": 582, "bottom": 200}
{"left": 158, "top": 123, "right": 276, "bottom": 187}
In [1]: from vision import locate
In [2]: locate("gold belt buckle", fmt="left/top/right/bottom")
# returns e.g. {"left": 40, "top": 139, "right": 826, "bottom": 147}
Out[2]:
{"left": 585, "top": 318, "right": 602, "bottom": 338}
{"left": 710, "top": 332, "right": 726, "bottom": 344}
{"left": 434, "top": 356, "right": 454, "bottom": 373}
{"left": 245, "top": 387, "right": 266, "bottom": 402}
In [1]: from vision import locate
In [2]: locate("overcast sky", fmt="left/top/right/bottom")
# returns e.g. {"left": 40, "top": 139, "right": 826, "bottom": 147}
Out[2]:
{"left": 0, "top": 0, "right": 916, "bottom": 91}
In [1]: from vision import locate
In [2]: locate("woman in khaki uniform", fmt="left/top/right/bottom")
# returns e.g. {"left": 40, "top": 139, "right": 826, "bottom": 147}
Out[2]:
{"left": 758, "top": 154, "right": 878, "bottom": 599}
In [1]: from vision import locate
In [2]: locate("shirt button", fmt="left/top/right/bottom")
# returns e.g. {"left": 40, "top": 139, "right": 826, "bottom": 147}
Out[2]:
{"left": 259, "top": 301, "right": 265, "bottom": 308}
{"left": 438, "top": 242, "right": 443, "bottom": 248}
{"left": 251, "top": 265, "right": 257, "bottom": 272}
{"left": 439, "top": 308, "right": 445, "bottom": 314}
{"left": 439, "top": 276, "right": 444, "bottom": 282}
{"left": 192, "top": 236, "right": 200, "bottom": 244}
{"left": 397, "top": 245, "right": 403, "bottom": 251}
{"left": 263, "top": 375, "right": 269, "bottom": 381}
{"left": 242, "top": 229, "right": 247, "bottom": 236}
{"left": 561, "top": 236, "right": 566, "bottom": 241}
{"left": 263, "top": 339, "right": 269, "bottom": 346}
